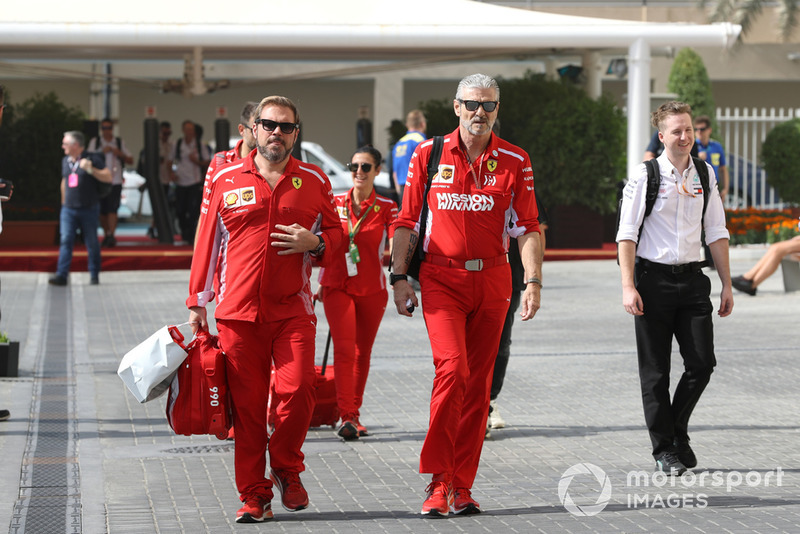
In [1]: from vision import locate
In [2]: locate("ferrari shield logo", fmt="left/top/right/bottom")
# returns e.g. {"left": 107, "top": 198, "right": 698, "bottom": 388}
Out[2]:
{"left": 374, "top": 205, "right": 380, "bottom": 212}
{"left": 292, "top": 177, "right": 302, "bottom": 189}
{"left": 487, "top": 159, "right": 497, "bottom": 172}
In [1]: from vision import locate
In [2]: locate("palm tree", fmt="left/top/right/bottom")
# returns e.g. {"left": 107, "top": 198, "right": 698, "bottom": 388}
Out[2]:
{"left": 699, "top": 0, "right": 799, "bottom": 41}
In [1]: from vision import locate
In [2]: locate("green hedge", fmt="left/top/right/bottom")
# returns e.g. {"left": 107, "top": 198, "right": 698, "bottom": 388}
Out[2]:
{"left": 761, "top": 118, "right": 800, "bottom": 204}
{"left": 417, "top": 72, "right": 626, "bottom": 214}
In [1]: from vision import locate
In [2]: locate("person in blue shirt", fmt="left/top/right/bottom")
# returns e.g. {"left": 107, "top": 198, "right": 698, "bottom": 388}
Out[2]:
{"left": 693, "top": 115, "right": 728, "bottom": 202}
{"left": 392, "top": 110, "right": 426, "bottom": 205}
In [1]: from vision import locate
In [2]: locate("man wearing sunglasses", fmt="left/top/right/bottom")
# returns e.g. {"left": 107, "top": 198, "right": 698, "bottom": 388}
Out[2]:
{"left": 617, "top": 101, "right": 733, "bottom": 476}
{"left": 391, "top": 73, "right": 543, "bottom": 517}
{"left": 88, "top": 118, "right": 133, "bottom": 248}
{"left": 187, "top": 95, "right": 344, "bottom": 524}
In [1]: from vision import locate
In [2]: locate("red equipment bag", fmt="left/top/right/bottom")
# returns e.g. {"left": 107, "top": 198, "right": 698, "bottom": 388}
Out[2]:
{"left": 268, "top": 330, "right": 339, "bottom": 429}
{"left": 165, "top": 328, "right": 232, "bottom": 440}
{"left": 309, "top": 330, "right": 338, "bottom": 428}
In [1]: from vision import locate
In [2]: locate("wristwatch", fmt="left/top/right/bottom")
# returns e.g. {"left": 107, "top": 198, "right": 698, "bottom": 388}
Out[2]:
{"left": 311, "top": 236, "right": 325, "bottom": 256}
{"left": 389, "top": 273, "right": 408, "bottom": 286}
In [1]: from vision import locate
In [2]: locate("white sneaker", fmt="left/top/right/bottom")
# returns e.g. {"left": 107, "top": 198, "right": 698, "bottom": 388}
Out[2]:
{"left": 489, "top": 400, "right": 506, "bottom": 429}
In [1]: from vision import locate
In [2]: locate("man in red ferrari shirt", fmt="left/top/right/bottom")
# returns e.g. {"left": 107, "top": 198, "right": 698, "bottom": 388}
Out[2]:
{"left": 195, "top": 101, "right": 258, "bottom": 246}
{"left": 391, "top": 73, "right": 543, "bottom": 518}
{"left": 187, "top": 95, "right": 344, "bottom": 524}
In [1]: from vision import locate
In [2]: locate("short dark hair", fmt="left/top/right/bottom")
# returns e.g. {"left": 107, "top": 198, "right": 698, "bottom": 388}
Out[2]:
{"left": 352, "top": 145, "right": 382, "bottom": 168}
{"left": 101, "top": 117, "right": 113, "bottom": 125}
{"left": 694, "top": 115, "right": 711, "bottom": 128}
{"left": 240, "top": 101, "right": 259, "bottom": 126}
{"left": 160, "top": 121, "right": 171, "bottom": 129}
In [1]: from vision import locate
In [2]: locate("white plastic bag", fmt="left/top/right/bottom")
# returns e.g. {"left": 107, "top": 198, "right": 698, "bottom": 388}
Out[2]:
{"left": 117, "top": 323, "right": 190, "bottom": 403}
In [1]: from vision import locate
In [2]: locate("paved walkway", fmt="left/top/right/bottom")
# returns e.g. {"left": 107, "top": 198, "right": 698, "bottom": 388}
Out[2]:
{"left": 0, "top": 255, "right": 798, "bottom": 533}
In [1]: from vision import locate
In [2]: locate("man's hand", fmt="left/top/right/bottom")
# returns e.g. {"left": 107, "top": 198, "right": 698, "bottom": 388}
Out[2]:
{"left": 270, "top": 223, "right": 320, "bottom": 255}
{"left": 392, "top": 280, "right": 418, "bottom": 317}
{"left": 622, "top": 285, "right": 644, "bottom": 316}
{"left": 188, "top": 306, "right": 208, "bottom": 334}
{"left": 520, "top": 284, "right": 540, "bottom": 321}
{"left": 79, "top": 158, "right": 94, "bottom": 173}
{"left": 718, "top": 285, "right": 733, "bottom": 318}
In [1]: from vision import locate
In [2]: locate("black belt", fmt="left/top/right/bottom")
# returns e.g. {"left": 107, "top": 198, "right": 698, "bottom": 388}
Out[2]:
{"left": 637, "top": 258, "right": 708, "bottom": 274}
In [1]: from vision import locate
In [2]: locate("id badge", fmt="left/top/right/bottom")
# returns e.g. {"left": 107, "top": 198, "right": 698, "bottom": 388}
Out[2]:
{"left": 345, "top": 251, "right": 358, "bottom": 277}
{"left": 349, "top": 242, "right": 361, "bottom": 264}
{"left": 68, "top": 172, "right": 79, "bottom": 188}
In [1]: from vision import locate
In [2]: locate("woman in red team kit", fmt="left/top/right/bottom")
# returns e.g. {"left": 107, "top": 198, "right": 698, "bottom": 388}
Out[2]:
{"left": 317, "top": 146, "right": 398, "bottom": 441}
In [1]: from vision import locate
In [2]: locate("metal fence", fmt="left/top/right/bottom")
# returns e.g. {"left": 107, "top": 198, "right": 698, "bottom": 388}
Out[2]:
{"left": 716, "top": 107, "right": 800, "bottom": 210}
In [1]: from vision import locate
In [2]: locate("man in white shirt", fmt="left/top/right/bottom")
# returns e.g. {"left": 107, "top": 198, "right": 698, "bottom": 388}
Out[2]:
{"left": 171, "top": 120, "right": 210, "bottom": 245}
{"left": 617, "top": 101, "right": 733, "bottom": 475}
{"left": 88, "top": 118, "right": 133, "bottom": 247}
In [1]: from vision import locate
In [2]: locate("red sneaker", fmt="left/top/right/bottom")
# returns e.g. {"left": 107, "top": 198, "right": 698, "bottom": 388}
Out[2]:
{"left": 270, "top": 469, "right": 309, "bottom": 511}
{"left": 355, "top": 416, "right": 369, "bottom": 437}
{"left": 236, "top": 496, "right": 273, "bottom": 523}
{"left": 421, "top": 480, "right": 453, "bottom": 517}
{"left": 452, "top": 487, "right": 481, "bottom": 515}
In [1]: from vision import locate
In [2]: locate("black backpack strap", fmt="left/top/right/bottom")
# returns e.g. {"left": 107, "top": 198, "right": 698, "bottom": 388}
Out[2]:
{"left": 174, "top": 138, "right": 182, "bottom": 161}
{"left": 416, "top": 136, "right": 443, "bottom": 262}
{"left": 691, "top": 156, "right": 710, "bottom": 219}
{"left": 643, "top": 158, "right": 661, "bottom": 217}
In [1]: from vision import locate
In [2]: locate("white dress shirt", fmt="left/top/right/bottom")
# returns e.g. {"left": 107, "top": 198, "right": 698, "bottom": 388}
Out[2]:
{"left": 616, "top": 153, "right": 729, "bottom": 265}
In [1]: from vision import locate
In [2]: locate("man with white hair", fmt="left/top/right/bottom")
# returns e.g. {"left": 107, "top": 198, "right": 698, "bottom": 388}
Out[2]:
{"left": 391, "top": 73, "right": 543, "bottom": 517}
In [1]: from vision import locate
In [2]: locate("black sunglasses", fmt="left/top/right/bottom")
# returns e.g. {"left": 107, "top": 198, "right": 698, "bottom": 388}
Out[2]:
{"left": 695, "top": 126, "right": 708, "bottom": 132}
{"left": 256, "top": 119, "right": 298, "bottom": 134}
{"left": 347, "top": 162, "right": 373, "bottom": 173}
{"left": 459, "top": 100, "right": 498, "bottom": 112}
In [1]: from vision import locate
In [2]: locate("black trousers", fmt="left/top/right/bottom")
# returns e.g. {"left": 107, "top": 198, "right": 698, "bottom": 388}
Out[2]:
{"left": 634, "top": 262, "right": 716, "bottom": 458}
{"left": 491, "top": 288, "right": 521, "bottom": 400}
{"left": 175, "top": 183, "right": 202, "bottom": 245}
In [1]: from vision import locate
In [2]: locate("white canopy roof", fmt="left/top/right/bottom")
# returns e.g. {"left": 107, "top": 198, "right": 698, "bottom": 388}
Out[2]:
{"left": 0, "top": 0, "right": 740, "bottom": 173}
{"left": 1, "top": 0, "right": 738, "bottom": 60}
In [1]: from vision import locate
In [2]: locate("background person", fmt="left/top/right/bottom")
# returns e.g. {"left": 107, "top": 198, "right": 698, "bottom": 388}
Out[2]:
{"left": 173, "top": 120, "right": 209, "bottom": 245}
{"left": 392, "top": 110, "right": 426, "bottom": 206}
{"left": 0, "top": 84, "right": 12, "bottom": 421}
{"left": 317, "top": 145, "right": 398, "bottom": 441}
{"left": 88, "top": 117, "right": 133, "bottom": 247}
{"left": 187, "top": 95, "right": 344, "bottom": 523}
{"left": 617, "top": 101, "right": 733, "bottom": 475}
{"left": 50, "top": 131, "right": 112, "bottom": 286}
{"left": 391, "top": 73, "right": 542, "bottom": 517}
{"left": 732, "top": 235, "right": 800, "bottom": 295}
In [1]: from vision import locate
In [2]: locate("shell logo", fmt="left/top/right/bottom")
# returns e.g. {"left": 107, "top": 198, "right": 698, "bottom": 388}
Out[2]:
{"left": 225, "top": 192, "right": 239, "bottom": 206}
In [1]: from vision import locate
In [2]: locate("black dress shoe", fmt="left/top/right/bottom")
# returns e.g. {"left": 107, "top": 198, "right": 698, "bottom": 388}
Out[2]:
{"left": 655, "top": 452, "right": 687, "bottom": 475}
{"left": 674, "top": 438, "right": 697, "bottom": 469}
{"left": 732, "top": 275, "right": 757, "bottom": 296}
{"left": 48, "top": 275, "right": 68, "bottom": 286}
{"left": 90, "top": 277, "right": 100, "bottom": 285}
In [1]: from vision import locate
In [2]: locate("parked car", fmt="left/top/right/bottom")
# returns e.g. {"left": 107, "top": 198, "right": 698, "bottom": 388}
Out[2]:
{"left": 118, "top": 140, "right": 397, "bottom": 220}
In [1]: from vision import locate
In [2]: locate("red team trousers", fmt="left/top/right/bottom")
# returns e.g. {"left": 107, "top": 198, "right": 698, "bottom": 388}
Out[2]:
{"left": 217, "top": 316, "right": 317, "bottom": 500}
{"left": 418, "top": 260, "right": 511, "bottom": 489}
{"left": 322, "top": 287, "right": 388, "bottom": 419}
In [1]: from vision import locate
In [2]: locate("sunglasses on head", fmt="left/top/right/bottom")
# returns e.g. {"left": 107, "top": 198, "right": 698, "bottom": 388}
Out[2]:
{"left": 347, "top": 162, "right": 373, "bottom": 173}
{"left": 256, "top": 119, "right": 298, "bottom": 134}
{"left": 459, "top": 99, "right": 498, "bottom": 112}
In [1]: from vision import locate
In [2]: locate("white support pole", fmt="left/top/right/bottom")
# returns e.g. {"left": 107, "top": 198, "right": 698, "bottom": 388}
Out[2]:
{"left": 627, "top": 38, "right": 651, "bottom": 179}
{"left": 373, "top": 72, "right": 404, "bottom": 161}
{"left": 582, "top": 51, "right": 602, "bottom": 100}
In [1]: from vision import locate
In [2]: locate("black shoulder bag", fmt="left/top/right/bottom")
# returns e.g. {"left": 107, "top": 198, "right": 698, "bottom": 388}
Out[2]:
{"left": 405, "top": 136, "right": 443, "bottom": 279}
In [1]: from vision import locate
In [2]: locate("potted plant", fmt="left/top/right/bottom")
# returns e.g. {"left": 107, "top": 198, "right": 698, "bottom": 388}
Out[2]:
{"left": 0, "top": 331, "right": 19, "bottom": 377}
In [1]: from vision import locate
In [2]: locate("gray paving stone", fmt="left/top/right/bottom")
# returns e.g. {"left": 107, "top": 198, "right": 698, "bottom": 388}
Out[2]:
{"left": 0, "top": 256, "right": 798, "bottom": 533}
